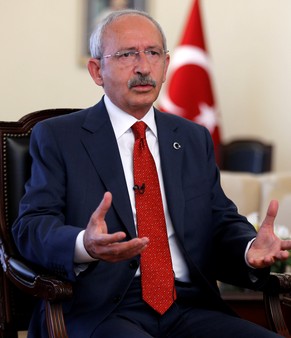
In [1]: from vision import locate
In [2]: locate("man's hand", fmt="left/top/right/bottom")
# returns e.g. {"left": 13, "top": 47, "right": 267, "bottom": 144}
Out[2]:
{"left": 247, "top": 200, "right": 291, "bottom": 268}
{"left": 83, "top": 192, "right": 149, "bottom": 262}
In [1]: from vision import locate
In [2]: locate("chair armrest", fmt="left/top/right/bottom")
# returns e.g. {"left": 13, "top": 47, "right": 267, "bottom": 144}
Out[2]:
{"left": 263, "top": 272, "right": 291, "bottom": 336}
{"left": 6, "top": 256, "right": 73, "bottom": 302}
{"left": 264, "top": 272, "right": 291, "bottom": 295}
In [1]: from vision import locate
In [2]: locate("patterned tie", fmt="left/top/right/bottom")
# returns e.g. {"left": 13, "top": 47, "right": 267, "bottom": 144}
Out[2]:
{"left": 132, "top": 121, "right": 176, "bottom": 315}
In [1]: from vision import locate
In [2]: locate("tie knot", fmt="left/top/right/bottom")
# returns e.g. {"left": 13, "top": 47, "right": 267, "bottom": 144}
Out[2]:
{"left": 132, "top": 121, "right": 147, "bottom": 140}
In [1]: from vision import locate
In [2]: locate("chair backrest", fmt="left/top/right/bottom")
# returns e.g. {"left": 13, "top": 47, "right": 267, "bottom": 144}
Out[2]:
{"left": 219, "top": 139, "right": 273, "bottom": 174}
{"left": 0, "top": 108, "right": 79, "bottom": 336}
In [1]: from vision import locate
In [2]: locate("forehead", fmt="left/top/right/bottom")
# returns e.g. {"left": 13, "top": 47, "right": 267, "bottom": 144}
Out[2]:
{"left": 103, "top": 15, "right": 164, "bottom": 49}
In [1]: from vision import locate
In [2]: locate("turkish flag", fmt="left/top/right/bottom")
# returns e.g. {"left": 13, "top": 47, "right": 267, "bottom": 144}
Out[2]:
{"left": 159, "top": 0, "right": 221, "bottom": 162}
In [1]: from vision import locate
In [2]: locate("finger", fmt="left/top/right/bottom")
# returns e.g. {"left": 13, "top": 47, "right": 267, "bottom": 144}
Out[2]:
{"left": 261, "top": 199, "right": 279, "bottom": 226}
{"left": 274, "top": 250, "right": 290, "bottom": 261}
{"left": 84, "top": 229, "right": 128, "bottom": 259}
{"left": 95, "top": 191, "right": 112, "bottom": 222}
{"left": 281, "top": 239, "right": 291, "bottom": 251}
{"left": 94, "top": 231, "right": 128, "bottom": 246}
{"left": 89, "top": 192, "right": 112, "bottom": 229}
{"left": 248, "top": 246, "right": 290, "bottom": 268}
{"left": 94, "top": 237, "right": 149, "bottom": 262}
{"left": 248, "top": 255, "right": 275, "bottom": 268}
{"left": 261, "top": 251, "right": 289, "bottom": 266}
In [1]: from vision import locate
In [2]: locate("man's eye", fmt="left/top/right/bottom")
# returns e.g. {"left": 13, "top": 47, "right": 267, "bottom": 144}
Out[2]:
{"left": 149, "top": 50, "right": 159, "bottom": 56}
{"left": 120, "top": 51, "right": 135, "bottom": 58}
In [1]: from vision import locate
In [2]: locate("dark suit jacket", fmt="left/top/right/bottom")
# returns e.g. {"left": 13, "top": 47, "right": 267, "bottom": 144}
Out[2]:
{"left": 12, "top": 98, "right": 269, "bottom": 337}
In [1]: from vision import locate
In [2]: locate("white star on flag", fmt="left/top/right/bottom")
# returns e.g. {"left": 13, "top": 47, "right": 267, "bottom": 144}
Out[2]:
{"left": 194, "top": 103, "right": 218, "bottom": 134}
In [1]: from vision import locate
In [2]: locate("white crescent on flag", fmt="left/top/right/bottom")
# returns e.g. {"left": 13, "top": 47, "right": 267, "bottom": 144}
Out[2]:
{"left": 160, "top": 45, "right": 212, "bottom": 115}
{"left": 160, "top": 46, "right": 218, "bottom": 132}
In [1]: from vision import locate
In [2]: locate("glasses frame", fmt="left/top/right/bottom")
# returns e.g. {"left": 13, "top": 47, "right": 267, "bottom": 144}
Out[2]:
{"left": 99, "top": 48, "right": 169, "bottom": 64}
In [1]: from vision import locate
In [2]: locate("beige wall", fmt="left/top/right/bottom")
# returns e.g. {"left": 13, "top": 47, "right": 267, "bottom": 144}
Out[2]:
{"left": 1, "top": 0, "right": 291, "bottom": 171}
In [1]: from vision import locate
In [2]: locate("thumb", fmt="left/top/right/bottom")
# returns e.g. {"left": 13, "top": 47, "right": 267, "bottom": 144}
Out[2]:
{"left": 261, "top": 199, "right": 278, "bottom": 227}
{"left": 89, "top": 192, "right": 112, "bottom": 228}
{"left": 96, "top": 191, "right": 112, "bottom": 221}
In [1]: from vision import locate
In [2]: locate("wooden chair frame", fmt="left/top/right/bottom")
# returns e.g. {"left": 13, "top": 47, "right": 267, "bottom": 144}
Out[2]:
{"left": 0, "top": 109, "right": 80, "bottom": 338}
{"left": 0, "top": 109, "right": 291, "bottom": 337}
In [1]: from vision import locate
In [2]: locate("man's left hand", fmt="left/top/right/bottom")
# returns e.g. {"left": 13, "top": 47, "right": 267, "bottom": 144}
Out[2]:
{"left": 247, "top": 200, "right": 291, "bottom": 268}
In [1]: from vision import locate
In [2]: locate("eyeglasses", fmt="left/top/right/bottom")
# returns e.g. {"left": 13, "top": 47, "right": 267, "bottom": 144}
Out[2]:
{"left": 99, "top": 48, "right": 169, "bottom": 65}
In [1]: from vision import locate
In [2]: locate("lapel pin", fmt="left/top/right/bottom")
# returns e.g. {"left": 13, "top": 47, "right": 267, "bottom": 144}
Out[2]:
{"left": 173, "top": 142, "right": 181, "bottom": 150}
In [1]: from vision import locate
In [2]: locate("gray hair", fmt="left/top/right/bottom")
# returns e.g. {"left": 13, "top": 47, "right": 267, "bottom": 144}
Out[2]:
{"left": 89, "top": 9, "right": 167, "bottom": 59}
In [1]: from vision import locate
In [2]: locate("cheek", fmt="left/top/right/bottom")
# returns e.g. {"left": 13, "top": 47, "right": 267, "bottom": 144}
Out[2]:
{"left": 104, "top": 68, "right": 129, "bottom": 87}
{"left": 103, "top": 74, "right": 130, "bottom": 98}
{"left": 105, "top": 77, "right": 128, "bottom": 92}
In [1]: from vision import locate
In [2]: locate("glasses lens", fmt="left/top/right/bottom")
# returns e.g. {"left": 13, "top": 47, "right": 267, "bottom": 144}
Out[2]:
{"left": 114, "top": 49, "right": 166, "bottom": 65}
{"left": 144, "top": 49, "right": 164, "bottom": 63}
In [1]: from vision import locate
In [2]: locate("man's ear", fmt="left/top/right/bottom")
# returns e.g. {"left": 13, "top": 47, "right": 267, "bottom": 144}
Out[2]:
{"left": 87, "top": 58, "right": 104, "bottom": 86}
{"left": 162, "top": 53, "right": 170, "bottom": 83}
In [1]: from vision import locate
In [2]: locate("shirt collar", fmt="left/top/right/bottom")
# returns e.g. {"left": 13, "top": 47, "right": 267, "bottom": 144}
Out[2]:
{"left": 104, "top": 95, "right": 157, "bottom": 139}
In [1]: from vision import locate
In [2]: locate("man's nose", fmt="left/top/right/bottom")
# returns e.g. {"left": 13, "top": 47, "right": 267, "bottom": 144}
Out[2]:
{"left": 134, "top": 52, "right": 151, "bottom": 74}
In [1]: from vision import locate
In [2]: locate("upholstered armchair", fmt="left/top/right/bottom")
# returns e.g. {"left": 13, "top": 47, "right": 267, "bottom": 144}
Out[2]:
{"left": 219, "top": 139, "right": 273, "bottom": 173}
{"left": 0, "top": 109, "right": 79, "bottom": 338}
{"left": 0, "top": 109, "right": 291, "bottom": 337}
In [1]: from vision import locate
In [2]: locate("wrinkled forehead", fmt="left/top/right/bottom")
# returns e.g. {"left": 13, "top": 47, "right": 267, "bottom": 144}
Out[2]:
{"left": 103, "top": 14, "right": 164, "bottom": 49}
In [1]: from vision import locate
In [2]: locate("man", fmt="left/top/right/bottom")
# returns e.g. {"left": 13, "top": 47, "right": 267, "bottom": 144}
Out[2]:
{"left": 12, "top": 9, "right": 290, "bottom": 338}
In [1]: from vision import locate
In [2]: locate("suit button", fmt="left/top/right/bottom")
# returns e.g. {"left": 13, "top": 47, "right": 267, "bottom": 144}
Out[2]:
{"left": 129, "top": 260, "right": 138, "bottom": 269}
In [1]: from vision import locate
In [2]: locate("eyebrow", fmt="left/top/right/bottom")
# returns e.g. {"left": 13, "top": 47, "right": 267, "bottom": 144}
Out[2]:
{"left": 116, "top": 45, "right": 162, "bottom": 51}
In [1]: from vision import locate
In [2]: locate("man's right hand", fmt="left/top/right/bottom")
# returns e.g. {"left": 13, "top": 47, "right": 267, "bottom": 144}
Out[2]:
{"left": 83, "top": 192, "right": 149, "bottom": 262}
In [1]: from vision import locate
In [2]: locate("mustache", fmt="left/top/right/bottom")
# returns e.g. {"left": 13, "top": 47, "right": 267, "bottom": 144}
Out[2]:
{"left": 128, "top": 75, "right": 157, "bottom": 89}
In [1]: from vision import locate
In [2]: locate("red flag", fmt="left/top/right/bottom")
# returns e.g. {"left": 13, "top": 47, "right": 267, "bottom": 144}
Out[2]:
{"left": 159, "top": 0, "right": 221, "bottom": 162}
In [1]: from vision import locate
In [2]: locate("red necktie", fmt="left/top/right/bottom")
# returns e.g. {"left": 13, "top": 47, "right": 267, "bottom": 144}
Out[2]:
{"left": 132, "top": 121, "right": 176, "bottom": 315}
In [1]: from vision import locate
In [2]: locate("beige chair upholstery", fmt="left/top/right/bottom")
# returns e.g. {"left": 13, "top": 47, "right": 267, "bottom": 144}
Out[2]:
{"left": 220, "top": 171, "right": 261, "bottom": 216}
{"left": 221, "top": 171, "right": 291, "bottom": 231}
{"left": 259, "top": 172, "right": 291, "bottom": 236}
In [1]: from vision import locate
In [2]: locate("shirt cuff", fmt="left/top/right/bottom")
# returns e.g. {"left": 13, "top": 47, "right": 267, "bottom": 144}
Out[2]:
{"left": 245, "top": 238, "right": 259, "bottom": 283}
{"left": 245, "top": 237, "right": 256, "bottom": 269}
{"left": 74, "top": 230, "right": 98, "bottom": 263}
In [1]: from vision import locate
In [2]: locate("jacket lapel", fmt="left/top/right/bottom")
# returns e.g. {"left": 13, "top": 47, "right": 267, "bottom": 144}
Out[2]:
{"left": 155, "top": 110, "right": 185, "bottom": 240}
{"left": 80, "top": 101, "right": 136, "bottom": 239}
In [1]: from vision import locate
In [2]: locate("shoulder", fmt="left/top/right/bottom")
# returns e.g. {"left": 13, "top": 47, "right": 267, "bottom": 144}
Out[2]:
{"left": 154, "top": 107, "right": 210, "bottom": 137}
{"left": 33, "top": 100, "right": 107, "bottom": 134}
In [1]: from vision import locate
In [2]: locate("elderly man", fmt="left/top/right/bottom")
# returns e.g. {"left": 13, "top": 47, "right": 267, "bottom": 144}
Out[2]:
{"left": 12, "top": 9, "right": 289, "bottom": 338}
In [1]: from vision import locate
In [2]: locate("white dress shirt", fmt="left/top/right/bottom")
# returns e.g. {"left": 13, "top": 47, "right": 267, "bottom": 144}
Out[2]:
{"left": 74, "top": 95, "right": 191, "bottom": 282}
